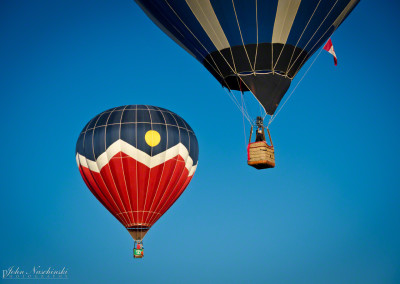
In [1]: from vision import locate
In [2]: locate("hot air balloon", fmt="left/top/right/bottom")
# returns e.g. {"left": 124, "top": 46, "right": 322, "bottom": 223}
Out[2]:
{"left": 134, "top": 0, "right": 359, "bottom": 168}
{"left": 76, "top": 105, "right": 199, "bottom": 258}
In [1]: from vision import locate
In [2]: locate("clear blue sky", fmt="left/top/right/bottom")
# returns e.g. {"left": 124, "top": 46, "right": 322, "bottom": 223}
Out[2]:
{"left": 1, "top": 1, "right": 399, "bottom": 283}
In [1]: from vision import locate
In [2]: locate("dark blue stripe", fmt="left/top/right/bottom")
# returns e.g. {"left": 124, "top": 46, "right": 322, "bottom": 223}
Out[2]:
{"left": 257, "top": 0, "right": 279, "bottom": 44}
{"left": 135, "top": 0, "right": 216, "bottom": 60}
{"left": 288, "top": 0, "right": 356, "bottom": 52}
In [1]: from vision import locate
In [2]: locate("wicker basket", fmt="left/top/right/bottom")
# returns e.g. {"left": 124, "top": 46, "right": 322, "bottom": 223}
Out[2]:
{"left": 247, "top": 141, "right": 275, "bottom": 169}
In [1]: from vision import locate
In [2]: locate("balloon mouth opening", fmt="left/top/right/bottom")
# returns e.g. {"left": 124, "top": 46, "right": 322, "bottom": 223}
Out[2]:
{"left": 223, "top": 71, "right": 289, "bottom": 92}
{"left": 127, "top": 226, "right": 150, "bottom": 242}
{"left": 228, "top": 70, "right": 288, "bottom": 77}
{"left": 127, "top": 226, "right": 150, "bottom": 230}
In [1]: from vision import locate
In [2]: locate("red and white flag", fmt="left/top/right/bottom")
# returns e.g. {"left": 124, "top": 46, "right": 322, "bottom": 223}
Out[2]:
{"left": 323, "top": 38, "right": 337, "bottom": 66}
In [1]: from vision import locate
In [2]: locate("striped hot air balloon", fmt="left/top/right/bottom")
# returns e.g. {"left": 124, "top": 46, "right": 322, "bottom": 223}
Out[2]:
{"left": 76, "top": 105, "right": 198, "bottom": 257}
{"left": 135, "top": 0, "right": 359, "bottom": 114}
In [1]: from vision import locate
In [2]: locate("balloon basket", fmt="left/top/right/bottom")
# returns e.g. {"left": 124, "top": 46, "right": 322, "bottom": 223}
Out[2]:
{"left": 134, "top": 249, "right": 144, "bottom": 259}
{"left": 247, "top": 141, "right": 275, "bottom": 169}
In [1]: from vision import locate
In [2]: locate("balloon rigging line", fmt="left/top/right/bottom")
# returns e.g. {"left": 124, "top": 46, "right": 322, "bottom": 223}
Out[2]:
{"left": 287, "top": 0, "right": 339, "bottom": 76}
{"left": 163, "top": 0, "right": 233, "bottom": 84}
{"left": 164, "top": 0, "right": 270, "bottom": 121}
{"left": 269, "top": 0, "right": 340, "bottom": 124}
{"left": 146, "top": 103, "right": 198, "bottom": 225}
{"left": 104, "top": 107, "right": 132, "bottom": 225}
{"left": 291, "top": 0, "right": 355, "bottom": 78}
{"left": 185, "top": 0, "right": 239, "bottom": 73}
{"left": 143, "top": 104, "right": 178, "bottom": 225}
{"left": 145, "top": 110, "right": 184, "bottom": 226}
{"left": 92, "top": 109, "right": 130, "bottom": 225}
{"left": 224, "top": 87, "right": 252, "bottom": 124}
{"left": 164, "top": 0, "right": 270, "bottom": 122}
{"left": 243, "top": 94, "right": 251, "bottom": 122}
{"left": 232, "top": 78, "right": 252, "bottom": 123}
{"left": 142, "top": 106, "right": 155, "bottom": 224}
{"left": 272, "top": 1, "right": 291, "bottom": 72}
{"left": 145, "top": 112, "right": 193, "bottom": 226}
{"left": 164, "top": 0, "right": 256, "bottom": 122}
{"left": 147, "top": 146, "right": 192, "bottom": 227}
{"left": 164, "top": 0, "right": 261, "bottom": 101}
{"left": 253, "top": 0, "right": 259, "bottom": 71}
{"left": 89, "top": 108, "right": 130, "bottom": 226}
{"left": 165, "top": 0, "right": 232, "bottom": 84}
{"left": 232, "top": 0, "right": 255, "bottom": 73}
{"left": 241, "top": 91, "right": 248, "bottom": 149}
{"left": 119, "top": 105, "right": 135, "bottom": 224}
{"left": 259, "top": 102, "right": 263, "bottom": 118}
{"left": 271, "top": 40, "right": 274, "bottom": 74}
{"left": 291, "top": 16, "right": 340, "bottom": 77}
{"left": 164, "top": 0, "right": 344, "bottom": 128}
{"left": 80, "top": 116, "right": 127, "bottom": 224}
{"left": 142, "top": 107, "right": 170, "bottom": 226}
{"left": 284, "top": 0, "right": 322, "bottom": 75}
{"left": 268, "top": 46, "right": 324, "bottom": 126}
{"left": 238, "top": 78, "right": 253, "bottom": 124}
{"left": 134, "top": 105, "right": 139, "bottom": 225}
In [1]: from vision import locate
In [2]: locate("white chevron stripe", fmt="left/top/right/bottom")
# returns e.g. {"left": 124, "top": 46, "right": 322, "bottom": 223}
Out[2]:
{"left": 185, "top": 0, "right": 230, "bottom": 51}
{"left": 77, "top": 154, "right": 99, "bottom": 172}
{"left": 76, "top": 140, "right": 198, "bottom": 176}
{"left": 272, "top": 0, "right": 302, "bottom": 44}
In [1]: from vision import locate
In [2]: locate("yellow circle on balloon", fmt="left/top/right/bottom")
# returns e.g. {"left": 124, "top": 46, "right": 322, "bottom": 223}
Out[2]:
{"left": 145, "top": 130, "right": 161, "bottom": 147}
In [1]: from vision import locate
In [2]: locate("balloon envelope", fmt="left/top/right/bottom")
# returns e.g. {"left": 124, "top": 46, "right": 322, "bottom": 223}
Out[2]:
{"left": 135, "top": 0, "right": 359, "bottom": 114}
{"left": 76, "top": 105, "right": 199, "bottom": 241}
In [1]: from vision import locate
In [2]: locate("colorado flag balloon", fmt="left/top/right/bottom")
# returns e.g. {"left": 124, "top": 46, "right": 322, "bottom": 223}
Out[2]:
{"left": 76, "top": 105, "right": 199, "bottom": 243}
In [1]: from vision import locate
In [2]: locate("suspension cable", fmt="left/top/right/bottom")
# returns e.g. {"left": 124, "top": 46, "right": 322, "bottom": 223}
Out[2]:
{"left": 240, "top": 91, "right": 248, "bottom": 149}
{"left": 223, "top": 87, "right": 253, "bottom": 124}
{"left": 268, "top": 46, "right": 324, "bottom": 127}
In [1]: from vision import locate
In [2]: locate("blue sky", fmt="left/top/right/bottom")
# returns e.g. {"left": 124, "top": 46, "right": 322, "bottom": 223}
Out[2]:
{"left": 1, "top": 1, "right": 399, "bottom": 283}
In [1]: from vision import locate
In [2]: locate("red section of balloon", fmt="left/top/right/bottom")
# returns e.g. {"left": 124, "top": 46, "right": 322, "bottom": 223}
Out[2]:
{"left": 77, "top": 152, "right": 194, "bottom": 228}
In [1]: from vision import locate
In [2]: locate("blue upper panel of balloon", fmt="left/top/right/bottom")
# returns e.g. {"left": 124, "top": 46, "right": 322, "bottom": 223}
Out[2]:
{"left": 76, "top": 105, "right": 199, "bottom": 164}
{"left": 135, "top": 0, "right": 359, "bottom": 65}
